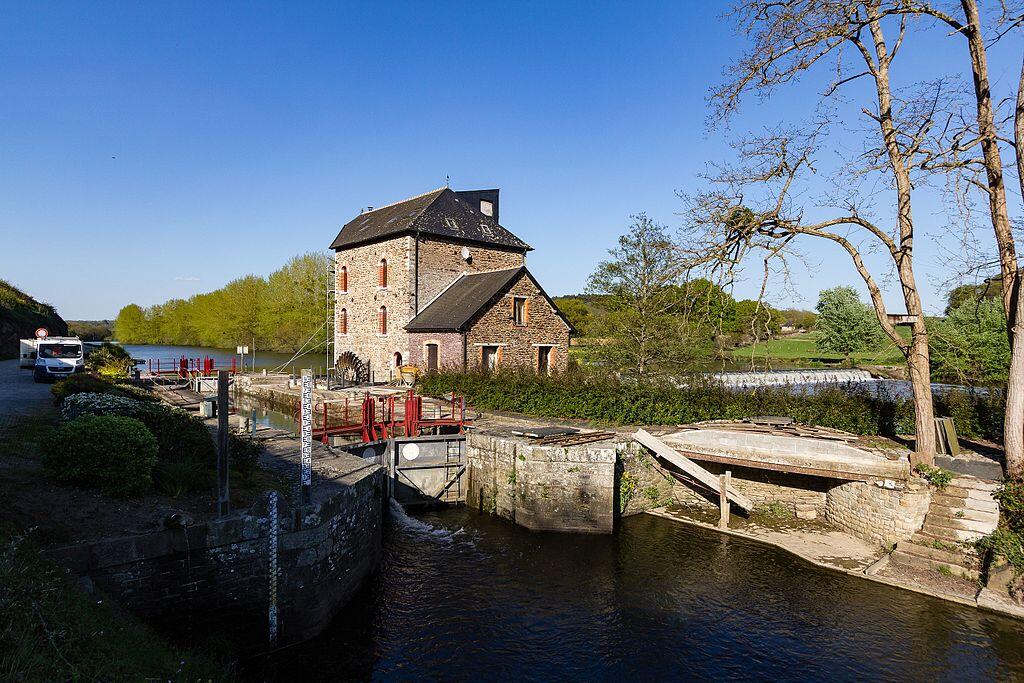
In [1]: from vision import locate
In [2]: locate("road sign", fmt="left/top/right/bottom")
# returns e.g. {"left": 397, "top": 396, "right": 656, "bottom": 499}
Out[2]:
{"left": 34, "top": 328, "right": 48, "bottom": 339}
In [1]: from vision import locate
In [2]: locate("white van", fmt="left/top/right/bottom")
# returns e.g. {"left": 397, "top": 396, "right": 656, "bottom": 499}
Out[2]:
{"left": 19, "top": 338, "right": 38, "bottom": 369}
{"left": 32, "top": 337, "right": 85, "bottom": 382}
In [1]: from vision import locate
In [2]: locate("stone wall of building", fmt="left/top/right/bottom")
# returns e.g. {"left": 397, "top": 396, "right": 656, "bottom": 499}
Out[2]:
{"left": 465, "top": 274, "right": 571, "bottom": 373}
{"left": 406, "top": 331, "right": 464, "bottom": 371}
{"left": 335, "top": 236, "right": 414, "bottom": 380}
{"left": 46, "top": 462, "right": 384, "bottom": 653}
{"left": 415, "top": 236, "right": 524, "bottom": 306}
{"left": 465, "top": 432, "right": 617, "bottom": 533}
{"left": 825, "top": 480, "right": 930, "bottom": 547}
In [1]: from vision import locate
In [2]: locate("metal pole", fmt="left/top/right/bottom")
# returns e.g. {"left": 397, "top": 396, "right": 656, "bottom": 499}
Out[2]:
{"left": 217, "top": 370, "right": 230, "bottom": 516}
{"left": 300, "top": 369, "right": 313, "bottom": 506}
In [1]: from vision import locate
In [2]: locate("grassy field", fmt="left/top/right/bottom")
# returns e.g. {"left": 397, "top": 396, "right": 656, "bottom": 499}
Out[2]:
{"left": 731, "top": 331, "right": 906, "bottom": 367}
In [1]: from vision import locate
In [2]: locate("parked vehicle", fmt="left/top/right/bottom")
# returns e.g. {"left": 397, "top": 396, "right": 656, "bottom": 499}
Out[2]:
{"left": 19, "top": 338, "right": 38, "bottom": 369}
{"left": 32, "top": 337, "right": 85, "bottom": 383}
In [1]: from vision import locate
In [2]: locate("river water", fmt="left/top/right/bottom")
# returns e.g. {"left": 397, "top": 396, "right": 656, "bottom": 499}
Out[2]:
{"left": 120, "top": 344, "right": 329, "bottom": 375}
{"left": 252, "top": 507, "right": 1024, "bottom": 682}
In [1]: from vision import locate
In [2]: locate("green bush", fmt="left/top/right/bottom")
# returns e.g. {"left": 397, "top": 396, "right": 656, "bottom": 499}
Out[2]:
{"left": 419, "top": 369, "right": 1007, "bottom": 443}
{"left": 51, "top": 372, "right": 155, "bottom": 403}
{"left": 994, "top": 479, "right": 1024, "bottom": 534}
{"left": 43, "top": 415, "right": 158, "bottom": 497}
{"left": 154, "top": 458, "right": 209, "bottom": 497}
{"left": 228, "top": 433, "right": 262, "bottom": 477}
{"left": 86, "top": 342, "right": 135, "bottom": 378}
{"left": 128, "top": 403, "right": 217, "bottom": 466}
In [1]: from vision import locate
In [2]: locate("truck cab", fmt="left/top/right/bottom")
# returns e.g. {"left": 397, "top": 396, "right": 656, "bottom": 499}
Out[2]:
{"left": 32, "top": 337, "right": 85, "bottom": 382}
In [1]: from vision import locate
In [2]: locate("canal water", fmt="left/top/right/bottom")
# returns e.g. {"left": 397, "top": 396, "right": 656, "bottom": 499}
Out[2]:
{"left": 252, "top": 507, "right": 1024, "bottom": 682}
{"left": 120, "top": 344, "right": 329, "bottom": 375}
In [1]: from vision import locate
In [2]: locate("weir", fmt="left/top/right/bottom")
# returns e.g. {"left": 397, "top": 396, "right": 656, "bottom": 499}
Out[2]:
{"left": 712, "top": 367, "right": 874, "bottom": 387}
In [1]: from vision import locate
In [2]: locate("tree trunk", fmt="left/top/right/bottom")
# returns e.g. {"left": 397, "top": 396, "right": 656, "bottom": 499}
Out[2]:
{"left": 907, "top": 323, "right": 936, "bottom": 467}
{"left": 1007, "top": 54, "right": 1024, "bottom": 480}
{"left": 959, "top": 0, "right": 1022, "bottom": 478}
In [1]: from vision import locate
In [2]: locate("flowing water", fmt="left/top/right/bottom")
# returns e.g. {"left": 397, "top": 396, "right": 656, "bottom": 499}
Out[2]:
{"left": 253, "top": 507, "right": 1024, "bottom": 682}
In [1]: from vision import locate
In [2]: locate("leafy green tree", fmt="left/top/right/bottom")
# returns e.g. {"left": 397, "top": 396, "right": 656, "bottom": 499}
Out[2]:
{"left": 552, "top": 297, "right": 592, "bottom": 337}
{"left": 779, "top": 308, "right": 816, "bottom": 331}
{"left": 733, "top": 299, "right": 783, "bottom": 343}
{"left": 587, "top": 214, "right": 710, "bottom": 377}
{"left": 930, "top": 298, "right": 1010, "bottom": 384}
{"left": 815, "top": 287, "right": 883, "bottom": 363}
{"left": 113, "top": 304, "right": 149, "bottom": 343}
{"left": 945, "top": 279, "right": 1001, "bottom": 315}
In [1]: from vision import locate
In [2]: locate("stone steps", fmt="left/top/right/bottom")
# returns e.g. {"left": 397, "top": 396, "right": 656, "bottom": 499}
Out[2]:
{"left": 889, "top": 474, "right": 1000, "bottom": 576}
{"left": 930, "top": 492, "right": 999, "bottom": 514}
{"left": 891, "top": 541, "right": 981, "bottom": 581}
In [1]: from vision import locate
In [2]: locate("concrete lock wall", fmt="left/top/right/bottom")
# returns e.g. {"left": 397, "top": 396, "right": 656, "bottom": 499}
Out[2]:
{"left": 465, "top": 432, "right": 617, "bottom": 533}
{"left": 46, "top": 466, "right": 385, "bottom": 652}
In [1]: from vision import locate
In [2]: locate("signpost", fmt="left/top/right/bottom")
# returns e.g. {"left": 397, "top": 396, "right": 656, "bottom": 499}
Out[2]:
{"left": 34, "top": 327, "right": 48, "bottom": 339}
{"left": 236, "top": 345, "right": 249, "bottom": 374}
{"left": 300, "top": 369, "right": 313, "bottom": 506}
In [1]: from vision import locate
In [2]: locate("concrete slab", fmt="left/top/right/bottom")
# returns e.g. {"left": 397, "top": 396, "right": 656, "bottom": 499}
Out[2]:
{"left": 659, "top": 428, "right": 909, "bottom": 481}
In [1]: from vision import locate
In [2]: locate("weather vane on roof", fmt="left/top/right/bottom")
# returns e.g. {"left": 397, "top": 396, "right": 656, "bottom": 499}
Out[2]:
{"left": 445, "top": 174, "right": 450, "bottom": 188}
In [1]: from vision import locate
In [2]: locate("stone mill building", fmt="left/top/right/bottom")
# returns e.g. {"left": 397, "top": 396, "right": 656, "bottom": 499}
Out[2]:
{"left": 329, "top": 186, "right": 573, "bottom": 380}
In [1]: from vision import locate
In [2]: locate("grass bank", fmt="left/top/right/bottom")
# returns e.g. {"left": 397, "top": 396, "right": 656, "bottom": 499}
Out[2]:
{"left": 0, "top": 525, "right": 231, "bottom": 681}
{"left": 731, "top": 331, "right": 905, "bottom": 367}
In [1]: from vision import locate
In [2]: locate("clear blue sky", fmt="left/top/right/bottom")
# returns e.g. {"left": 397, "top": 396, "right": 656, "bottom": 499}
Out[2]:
{"left": 2, "top": 2, "right": 1020, "bottom": 319}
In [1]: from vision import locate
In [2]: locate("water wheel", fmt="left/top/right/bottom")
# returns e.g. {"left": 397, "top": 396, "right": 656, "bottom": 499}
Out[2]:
{"left": 335, "top": 351, "right": 369, "bottom": 384}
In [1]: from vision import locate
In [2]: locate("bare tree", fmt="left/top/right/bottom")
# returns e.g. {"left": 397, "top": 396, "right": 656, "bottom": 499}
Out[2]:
{"left": 895, "top": 1, "right": 1024, "bottom": 477}
{"left": 688, "top": 1, "right": 944, "bottom": 462}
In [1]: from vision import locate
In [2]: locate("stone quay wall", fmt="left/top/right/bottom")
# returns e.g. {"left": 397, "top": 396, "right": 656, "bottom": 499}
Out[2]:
{"left": 465, "top": 432, "right": 617, "bottom": 533}
{"left": 620, "top": 446, "right": 929, "bottom": 546}
{"left": 825, "top": 480, "right": 931, "bottom": 547}
{"left": 46, "top": 461, "right": 384, "bottom": 653}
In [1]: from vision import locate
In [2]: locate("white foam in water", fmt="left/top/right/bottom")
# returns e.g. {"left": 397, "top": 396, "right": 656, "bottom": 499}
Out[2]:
{"left": 388, "top": 499, "right": 467, "bottom": 542}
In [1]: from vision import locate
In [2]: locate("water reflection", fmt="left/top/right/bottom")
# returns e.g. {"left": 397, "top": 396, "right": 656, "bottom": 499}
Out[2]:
{"left": 252, "top": 509, "right": 1024, "bottom": 682}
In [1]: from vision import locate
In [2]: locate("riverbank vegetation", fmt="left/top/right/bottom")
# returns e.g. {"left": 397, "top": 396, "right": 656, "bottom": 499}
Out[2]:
{"left": 49, "top": 373, "right": 263, "bottom": 498}
{"left": 0, "top": 279, "right": 67, "bottom": 360}
{"left": 419, "top": 368, "right": 1005, "bottom": 443}
{"left": 113, "top": 252, "right": 329, "bottom": 353}
{"left": 0, "top": 525, "right": 231, "bottom": 681}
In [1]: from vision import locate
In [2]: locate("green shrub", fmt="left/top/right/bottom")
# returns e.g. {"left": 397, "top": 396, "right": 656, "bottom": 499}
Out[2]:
{"left": 86, "top": 343, "right": 135, "bottom": 379}
{"left": 976, "top": 527, "right": 1024, "bottom": 571}
{"left": 43, "top": 414, "right": 158, "bottom": 497}
{"left": 994, "top": 479, "right": 1024, "bottom": 533}
{"left": 51, "top": 372, "right": 155, "bottom": 403}
{"left": 915, "top": 463, "right": 955, "bottom": 490}
{"left": 419, "top": 369, "right": 1007, "bottom": 443}
{"left": 154, "top": 458, "right": 208, "bottom": 497}
{"left": 228, "top": 433, "right": 262, "bottom": 477}
{"left": 58, "top": 393, "right": 216, "bottom": 466}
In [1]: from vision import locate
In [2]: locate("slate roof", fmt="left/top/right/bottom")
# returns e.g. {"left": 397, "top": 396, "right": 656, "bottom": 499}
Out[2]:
{"left": 405, "top": 267, "right": 526, "bottom": 332}
{"left": 329, "top": 187, "right": 531, "bottom": 251}
{"left": 406, "top": 266, "right": 574, "bottom": 333}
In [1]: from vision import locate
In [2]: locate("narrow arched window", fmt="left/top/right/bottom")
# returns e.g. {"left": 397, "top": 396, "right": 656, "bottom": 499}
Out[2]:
{"left": 379, "top": 258, "right": 388, "bottom": 288}
{"left": 379, "top": 306, "right": 387, "bottom": 334}
{"left": 339, "top": 265, "right": 348, "bottom": 293}
{"left": 339, "top": 308, "right": 347, "bottom": 334}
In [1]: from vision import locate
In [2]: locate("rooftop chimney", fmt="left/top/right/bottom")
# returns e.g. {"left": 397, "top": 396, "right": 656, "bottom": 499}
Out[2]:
{"left": 455, "top": 189, "right": 500, "bottom": 224}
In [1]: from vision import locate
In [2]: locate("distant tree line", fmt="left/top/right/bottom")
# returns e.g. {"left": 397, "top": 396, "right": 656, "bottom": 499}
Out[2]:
{"left": 113, "top": 252, "right": 330, "bottom": 353}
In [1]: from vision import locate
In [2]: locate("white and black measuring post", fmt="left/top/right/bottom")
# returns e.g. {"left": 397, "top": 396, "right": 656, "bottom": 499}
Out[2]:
{"left": 267, "top": 490, "right": 279, "bottom": 648}
{"left": 300, "top": 368, "right": 313, "bottom": 506}
{"left": 217, "top": 369, "right": 231, "bottom": 516}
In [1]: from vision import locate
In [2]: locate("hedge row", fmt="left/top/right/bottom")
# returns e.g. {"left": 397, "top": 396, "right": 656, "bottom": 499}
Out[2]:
{"left": 418, "top": 369, "right": 1006, "bottom": 442}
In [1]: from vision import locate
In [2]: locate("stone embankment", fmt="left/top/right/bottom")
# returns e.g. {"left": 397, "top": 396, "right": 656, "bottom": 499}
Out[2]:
{"left": 45, "top": 389, "right": 385, "bottom": 653}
